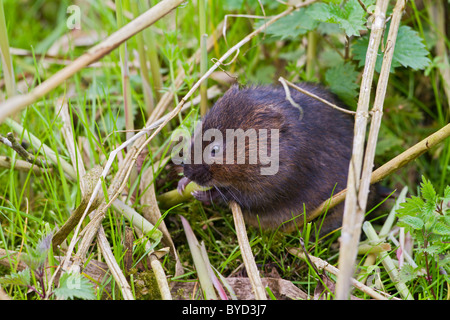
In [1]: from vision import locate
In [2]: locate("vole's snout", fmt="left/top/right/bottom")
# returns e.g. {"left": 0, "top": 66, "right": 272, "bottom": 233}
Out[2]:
{"left": 183, "top": 163, "right": 213, "bottom": 186}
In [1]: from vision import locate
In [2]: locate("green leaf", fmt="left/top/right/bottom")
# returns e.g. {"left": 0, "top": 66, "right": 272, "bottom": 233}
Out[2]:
{"left": 397, "top": 196, "right": 425, "bottom": 217}
{"left": 443, "top": 185, "right": 450, "bottom": 201}
{"left": 352, "top": 25, "right": 431, "bottom": 73}
{"left": 0, "top": 269, "right": 31, "bottom": 287}
{"left": 391, "top": 26, "right": 431, "bottom": 70}
{"left": 325, "top": 61, "right": 359, "bottom": 107}
{"left": 21, "top": 233, "right": 53, "bottom": 271}
{"left": 398, "top": 215, "right": 424, "bottom": 230}
{"left": 432, "top": 221, "right": 450, "bottom": 236}
{"left": 308, "top": 0, "right": 371, "bottom": 37}
{"left": 419, "top": 244, "right": 443, "bottom": 255}
{"left": 420, "top": 176, "right": 437, "bottom": 203}
{"left": 53, "top": 272, "right": 96, "bottom": 300}
{"left": 259, "top": 7, "right": 318, "bottom": 40}
{"left": 398, "top": 263, "right": 419, "bottom": 283}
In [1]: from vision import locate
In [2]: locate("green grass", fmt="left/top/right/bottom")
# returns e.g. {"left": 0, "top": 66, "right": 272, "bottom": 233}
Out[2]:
{"left": 0, "top": 0, "right": 449, "bottom": 300}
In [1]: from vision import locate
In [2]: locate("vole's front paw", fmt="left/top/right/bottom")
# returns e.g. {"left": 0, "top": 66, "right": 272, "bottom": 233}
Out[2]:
{"left": 177, "top": 176, "right": 191, "bottom": 195}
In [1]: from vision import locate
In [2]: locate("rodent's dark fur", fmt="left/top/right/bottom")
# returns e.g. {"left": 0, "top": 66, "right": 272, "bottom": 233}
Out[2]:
{"left": 179, "top": 83, "right": 354, "bottom": 235}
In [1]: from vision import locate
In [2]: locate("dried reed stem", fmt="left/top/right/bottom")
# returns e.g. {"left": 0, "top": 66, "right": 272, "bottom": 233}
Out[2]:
{"left": 288, "top": 248, "right": 391, "bottom": 300}
{"left": 336, "top": 0, "right": 406, "bottom": 299}
{"left": 308, "top": 122, "right": 450, "bottom": 222}
{"left": 0, "top": 0, "right": 185, "bottom": 123}
{"left": 230, "top": 201, "right": 267, "bottom": 300}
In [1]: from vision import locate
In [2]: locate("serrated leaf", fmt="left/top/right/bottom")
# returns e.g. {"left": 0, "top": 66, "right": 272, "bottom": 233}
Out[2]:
{"left": 259, "top": 7, "right": 318, "bottom": 40}
{"left": 419, "top": 244, "right": 443, "bottom": 255}
{"left": 352, "top": 25, "right": 431, "bottom": 73}
{"left": 325, "top": 61, "right": 359, "bottom": 107}
{"left": 308, "top": 0, "right": 371, "bottom": 37}
{"left": 432, "top": 221, "right": 450, "bottom": 236}
{"left": 443, "top": 185, "right": 450, "bottom": 201}
{"left": 21, "top": 233, "right": 53, "bottom": 271}
{"left": 391, "top": 26, "right": 431, "bottom": 70}
{"left": 420, "top": 176, "right": 437, "bottom": 203}
{"left": 397, "top": 196, "right": 425, "bottom": 217}
{"left": 53, "top": 272, "right": 96, "bottom": 300}
{"left": 398, "top": 215, "right": 424, "bottom": 230}
{"left": 0, "top": 269, "right": 31, "bottom": 287}
{"left": 398, "top": 264, "right": 419, "bottom": 283}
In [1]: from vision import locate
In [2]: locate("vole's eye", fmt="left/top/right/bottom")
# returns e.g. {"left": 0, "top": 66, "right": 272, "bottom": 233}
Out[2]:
{"left": 211, "top": 145, "right": 220, "bottom": 157}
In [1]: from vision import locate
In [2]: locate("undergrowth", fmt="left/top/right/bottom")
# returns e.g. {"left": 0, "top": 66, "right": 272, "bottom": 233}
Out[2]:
{"left": 0, "top": 0, "right": 448, "bottom": 300}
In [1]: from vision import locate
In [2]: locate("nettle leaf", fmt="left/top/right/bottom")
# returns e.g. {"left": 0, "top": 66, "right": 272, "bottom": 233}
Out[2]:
{"left": 21, "top": 233, "right": 53, "bottom": 271}
{"left": 325, "top": 61, "right": 359, "bottom": 107}
{"left": 53, "top": 272, "right": 96, "bottom": 300}
{"left": 398, "top": 263, "right": 419, "bottom": 283}
{"left": 0, "top": 269, "right": 31, "bottom": 287}
{"left": 420, "top": 176, "right": 437, "bottom": 203}
{"left": 398, "top": 215, "right": 424, "bottom": 230}
{"left": 352, "top": 25, "right": 431, "bottom": 73}
{"left": 419, "top": 244, "right": 444, "bottom": 255}
{"left": 432, "top": 221, "right": 450, "bottom": 236}
{"left": 308, "top": 0, "right": 372, "bottom": 37}
{"left": 259, "top": 7, "right": 318, "bottom": 40}
{"left": 444, "top": 185, "right": 450, "bottom": 201}
{"left": 397, "top": 196, "right": 425, "bottom": 217}
{"left": 391, "top": 25, "right": 431, "bottom": 70}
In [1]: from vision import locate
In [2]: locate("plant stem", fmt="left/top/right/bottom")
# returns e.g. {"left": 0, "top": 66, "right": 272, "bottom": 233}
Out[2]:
{"left": 335, "top": 0, "right": 390, "bottom": 299}
{"left": 141, "top": 0, "right": 163, "bottom": 102}
{"left": 115, "top": 0, "right": 134, "bottom": 141}
{"left": 422, "top": 234, "right": 437, "bottom": 299}
{"left": 0, "top": 0, "right": 186, "bottom": 124}
{"left": 0, "top": 0, "right": 15, "bottom": 97}
{"left": 130, "top": 0, "right": 154, "bottom": 114}
{"left": 363, "top": 221, "right": 414, "bottom": 300}
{"left": 199, "top": 0, "right": 208, "bottom": 115}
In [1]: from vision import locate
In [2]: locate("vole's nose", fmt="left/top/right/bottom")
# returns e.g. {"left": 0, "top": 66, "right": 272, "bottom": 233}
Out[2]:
{"left": 183, "top": 164, "right": 212, "bottom": 186}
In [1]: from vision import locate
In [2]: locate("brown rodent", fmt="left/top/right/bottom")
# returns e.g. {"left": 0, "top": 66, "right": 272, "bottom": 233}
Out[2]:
{"left": 178, "top": 83, "right": 354, "bottom": 236}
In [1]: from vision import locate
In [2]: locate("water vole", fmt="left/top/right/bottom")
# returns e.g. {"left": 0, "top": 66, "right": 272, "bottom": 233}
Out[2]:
{"left": 177, "top": 83, "right": 354, "bottom": 235}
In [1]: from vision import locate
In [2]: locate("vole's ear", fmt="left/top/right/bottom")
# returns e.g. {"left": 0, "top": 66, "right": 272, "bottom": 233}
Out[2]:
{"left": 250, "top": 103, "right": 286, "bottom": 130}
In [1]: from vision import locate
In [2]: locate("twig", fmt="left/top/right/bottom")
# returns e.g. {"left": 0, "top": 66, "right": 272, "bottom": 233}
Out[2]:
{"left": 278, "top": 77, "right": 356, "bottom": 116}
{"left": 61, "top": 0, "right": 318, "bottom": 276}
{"left": 362, "top": 221, "right": 413, "bottom": 300}
{"left": 6, "top": 118, "right": 77, "bottom": 180}
{"left": 0, "top": 0, "right": 186, "bottom": 124}
{"left": 54, "top": 98, "right": 134, "bottom": 300}
{"left": 288, "top": 247, "right": 391, "bottom": 300}
{"left": 308, "top": 123, "right": 450, "bottom": 222}
{"left": 0, "top": 155, "right": 48, "bottom": 175}
{"left": 222, "top": 14, "right": 271, "bottom": 46}
{"left": 0, "top": 0, "right": 15, "bottom": 97}
{"left": 149, "top": 251, "right": 172, "bottom": 300}
{"left": 335, "top": 0, "right": 393, "bottom": 299}
{"left": 357, "top": 0, "right": 370, "bottom": 15}
{"left": 180, "top": 215, "right": 218, "bottom": 300}
{"left": 145, "top": 19, "right": 226, "bottom": 124}
{"left": 230, "top": 201, "right": 267, "bottom": 300}
{"left": 279, "top": 77, "right": 304, "bottom": 120}
{"left": 424, "top": 0, "right": 450, "bottom": 108}
{"left": 0, "top": 133, "right": 50, "bottom": 169}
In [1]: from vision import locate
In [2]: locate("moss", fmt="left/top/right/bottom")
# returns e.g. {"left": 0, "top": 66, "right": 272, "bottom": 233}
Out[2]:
{"left": 133, "top": 269, "right": 162, "bottom": 300}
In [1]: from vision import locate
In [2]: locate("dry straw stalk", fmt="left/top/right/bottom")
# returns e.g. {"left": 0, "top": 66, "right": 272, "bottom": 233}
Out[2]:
{"left": 336, "top": 0, "right": 407, "bottom": 299}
